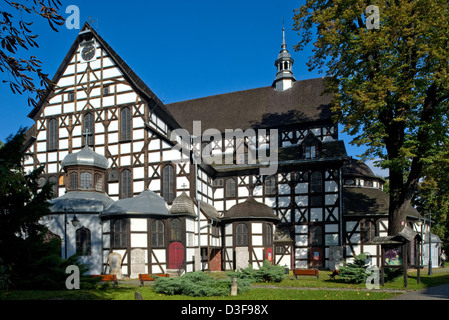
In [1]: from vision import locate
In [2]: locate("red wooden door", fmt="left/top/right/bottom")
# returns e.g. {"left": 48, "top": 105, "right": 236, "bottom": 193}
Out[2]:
{"left": 169, "top": 242, "right": 184, "bottom": 269}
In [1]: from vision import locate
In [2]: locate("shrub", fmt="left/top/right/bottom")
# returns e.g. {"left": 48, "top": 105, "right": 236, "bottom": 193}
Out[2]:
{"left": 153, "top": 271, "right": 251, "bottom": 297}
{"left": 338, "top": 253, "right": 369, "bottom": 284}
{"left": 0, "top": 259, "right": 11, "bottom": 291}
{"left": 338, "top": 253, "right": 404, "bottom": 284}
{"left": 228, "top": 260, "right": 286, "bottom": 283}
{"left": 257, "top": 260, "right": 287, "bottom": 282}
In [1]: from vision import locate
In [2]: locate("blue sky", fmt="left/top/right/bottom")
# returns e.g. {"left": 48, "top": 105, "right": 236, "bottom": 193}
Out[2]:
{"left": 0, "top": 0, "right": 387, "bottom": 176}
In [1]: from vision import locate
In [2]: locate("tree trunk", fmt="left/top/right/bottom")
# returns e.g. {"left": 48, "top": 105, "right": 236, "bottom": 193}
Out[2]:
{"left": 388, "top": 168, "right": 406, "bottom": 236}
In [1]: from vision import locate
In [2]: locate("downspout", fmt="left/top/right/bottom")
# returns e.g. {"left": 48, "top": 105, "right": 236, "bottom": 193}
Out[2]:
{"left": 339, "top": 166, "right": 344, "bottom": 246}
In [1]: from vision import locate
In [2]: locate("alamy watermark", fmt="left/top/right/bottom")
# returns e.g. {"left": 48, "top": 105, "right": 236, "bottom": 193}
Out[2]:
{"left": 366, "top": 5, "right": 380, "bottom": 30}
{"left": 65, "top": 265, "right": 80, "bottom": 290}
{"left": 365, "top": 265, "right": 380, "bottom": 290}
{"left": 65, "top": 5, "right": 80, "bottom": 30}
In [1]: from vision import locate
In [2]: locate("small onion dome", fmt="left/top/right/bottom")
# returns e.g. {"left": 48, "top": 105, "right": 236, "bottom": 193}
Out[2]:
{"left": 170, "top": 192, "right": 196, "bottom": 216}
{"left": 61, "top": 146, "right": 109, "bottom": 170}
{"left": 100, "top": 190, "right": 169, "bottom": 217}
{"left": 221, "top": 196, "right": 280, "bottom": 222}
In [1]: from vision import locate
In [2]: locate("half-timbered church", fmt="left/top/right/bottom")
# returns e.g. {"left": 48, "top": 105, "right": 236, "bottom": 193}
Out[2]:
{"left": 22, "top": 23, "right": 424, "bottom": 277}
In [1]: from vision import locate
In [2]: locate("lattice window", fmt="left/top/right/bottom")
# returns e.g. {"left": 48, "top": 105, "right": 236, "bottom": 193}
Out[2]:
{"left": 76, "top": 227, "right": 91, "bottom": 256}
{"left": 226, "top": 178, "right": 236, "bottom": 198}
{"left": 361, "top": 220, "right": 376, "bottom": 244}
{"left": 264, "top": 224, "right": 273, "bottom": 246}
{"left": 236, "top": 223, "right": 248, "bottom": 246}
{"left": 120, "top": 107, "right": 131, "bottom": 141}
{"left": 162, "top": 165, "right": 175, "bottom": 203}
{"left": 94, "top": 173, "right": 103, "bottom": 192}
{"left": 80, "top": 172, "right": 93, "bottom": 190}
{"left": 69, "top": 172, "right": 78, "bottom": 191}
{"left": 152, "top": 220, "right": 165, "bottom": 247}
{"left": 113, "top": 219, "right": 128, "bottom": 247}
{"left": 171, "top": 218, "right": 182, "bottom": 241}
{"left": 121, "top": 169, "right": 132, "bottom": 199}
{"left": 108, "top": 170, "right": 119, "bottom": 182}
{"left": 264, "top": 176, "right": 277, "bottom": 195}
{"left": 83, "top": 113, "right": 95, "bottom": 146}
{"left": 47, "top": 118, "right": 59, "bottom": 151}
{"left": 310, "top": 225, "right": 323, "bottom": 246}
{"left": 311, "top": 172, "right": 322, "bottom": 193}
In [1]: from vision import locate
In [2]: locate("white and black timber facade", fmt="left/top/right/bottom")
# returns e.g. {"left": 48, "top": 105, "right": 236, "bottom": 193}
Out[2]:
{"left": 22, "top": 23, "right": 425, "bottom": 277}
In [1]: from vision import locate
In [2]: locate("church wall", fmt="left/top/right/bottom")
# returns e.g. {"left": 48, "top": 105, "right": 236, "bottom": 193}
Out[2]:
{"left": 26, "top": 26, "right": 422, "bottom": 276}
{"left": 343, "top": 216, "right": 396, "bottom": 267}
{"left": 102, "top": 216, "right": 199, "bottom": 277}
{"left": 25, "top": 41, "right": 197, "bottom": 206}
{"left": 213, "top": 165, "right": 342, "bottom": 270}
{"left": 222, "top": 220, "right": 275, "bottom": 271}
{"left": 42, "top": 213, "right": 103, "bottom": 275}
{"left": 184, "top": 216, "right": 196, "bottom": 273}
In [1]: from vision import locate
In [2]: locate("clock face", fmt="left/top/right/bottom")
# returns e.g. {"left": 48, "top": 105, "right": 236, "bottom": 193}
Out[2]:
{"left": 81, "top": 44, "right": 96, "bottom": 61}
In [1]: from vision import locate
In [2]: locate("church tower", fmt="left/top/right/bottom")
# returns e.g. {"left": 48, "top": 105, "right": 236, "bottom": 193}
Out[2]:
{"left": 272, "top": 27, "right": 296, "bottom": 91}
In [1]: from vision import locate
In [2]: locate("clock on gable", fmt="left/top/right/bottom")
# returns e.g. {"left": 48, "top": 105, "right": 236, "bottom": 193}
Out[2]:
{"left": 79, "top": 41, "right": 97, "bottom": 62}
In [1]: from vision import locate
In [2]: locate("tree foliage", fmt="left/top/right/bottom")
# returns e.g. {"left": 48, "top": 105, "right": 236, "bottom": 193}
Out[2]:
{"left": 0, "top": 0, "right": 65, "bottom": 107}
{"left": 228, "top": 260, "right": 287, "bottom": 283}
{"left": 414, "top": 144, "right": 449, "bottom": 249}
{"left": 293, "top": 0, "right": 449, "bottom": 235}
{"left": 0, "top": 128, "right": 82, "bottom": 289}
{"left": 338, "top": 253, "right": 370, "bottom": 284}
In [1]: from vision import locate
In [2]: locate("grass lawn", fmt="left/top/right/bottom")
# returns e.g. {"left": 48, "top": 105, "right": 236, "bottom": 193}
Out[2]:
{"left": 1, "top": 268, "right": 448, "bottom": 301}
{"left": 0, "top": 285, "right": 396, "bottom": 301}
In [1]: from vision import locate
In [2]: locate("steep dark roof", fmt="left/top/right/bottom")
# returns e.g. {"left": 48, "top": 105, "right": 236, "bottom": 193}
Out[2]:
{"left": 198, "top": 200, "right": 221, "bottom": 221}
{"left": 343, "top": 158, "right": 377, "bottom": 179}
{"left": 166, "top": 78, "right": 333, "bottom": 133}
{"left": 100, "top": 190, "right": 169, "bottom": 217}
{"left": 222, "top": 196, "right": 280, "bottom": 222}
{"left": 343, "top": 187, "right": 420, "bottom": 218}
{"left": 50, "top": 191, "right": 114, "bottom": 213}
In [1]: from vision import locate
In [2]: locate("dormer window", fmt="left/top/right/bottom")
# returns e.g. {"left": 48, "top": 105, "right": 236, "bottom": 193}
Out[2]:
{"left": 300, "top": 132, "right": 321, "bottom": 159}
{"left": 305, "top": 145, "right": 317, "bottom": 159}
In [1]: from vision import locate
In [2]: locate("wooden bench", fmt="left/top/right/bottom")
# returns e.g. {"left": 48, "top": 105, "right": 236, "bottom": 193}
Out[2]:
{"left": 91, "top": 274, "right": 118, "bottom": 287}
{"left": 139, "top": 273, "right": 170, "bottom": 286}
{"left": 293, "top": 269, "right": 319, "bottom": 279}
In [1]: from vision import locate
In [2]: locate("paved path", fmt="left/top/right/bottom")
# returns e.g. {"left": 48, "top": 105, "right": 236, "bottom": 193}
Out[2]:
{"left": 389, "top": 284, "right": 449, "bottom": 300}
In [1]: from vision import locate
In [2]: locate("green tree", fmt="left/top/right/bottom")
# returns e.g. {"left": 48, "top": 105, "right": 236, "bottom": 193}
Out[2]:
{"left": 0, "top": 128, "right": 73, "bottom": 289}
{"left": 0, "top": 0, "right": 65, "bottom": 107}
{"left": 414, "top": 144, "right": 449, "bottom": 249}
{"left": 293, "top": 0, "right": 449, "bottom": 235}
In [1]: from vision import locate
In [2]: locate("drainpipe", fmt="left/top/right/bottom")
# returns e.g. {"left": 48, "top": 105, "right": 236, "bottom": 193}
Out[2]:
{"left": 339, "top": 166, "right": 343, "bottom": 246}
{"left": 192, "top": 135, "right": 201, "bottom": 269}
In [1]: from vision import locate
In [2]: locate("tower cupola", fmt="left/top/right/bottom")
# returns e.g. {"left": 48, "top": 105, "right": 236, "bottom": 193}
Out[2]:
{"left": 272, "top": 27, "right": 296, "bottom": 91}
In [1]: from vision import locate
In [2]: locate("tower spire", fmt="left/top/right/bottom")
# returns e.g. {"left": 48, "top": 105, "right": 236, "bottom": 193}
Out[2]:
{"left": 272, "top": 24, "right": 296, "bottom": 91}
{"left": 282, "top": 20, "right": 287, "bottom": 50}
